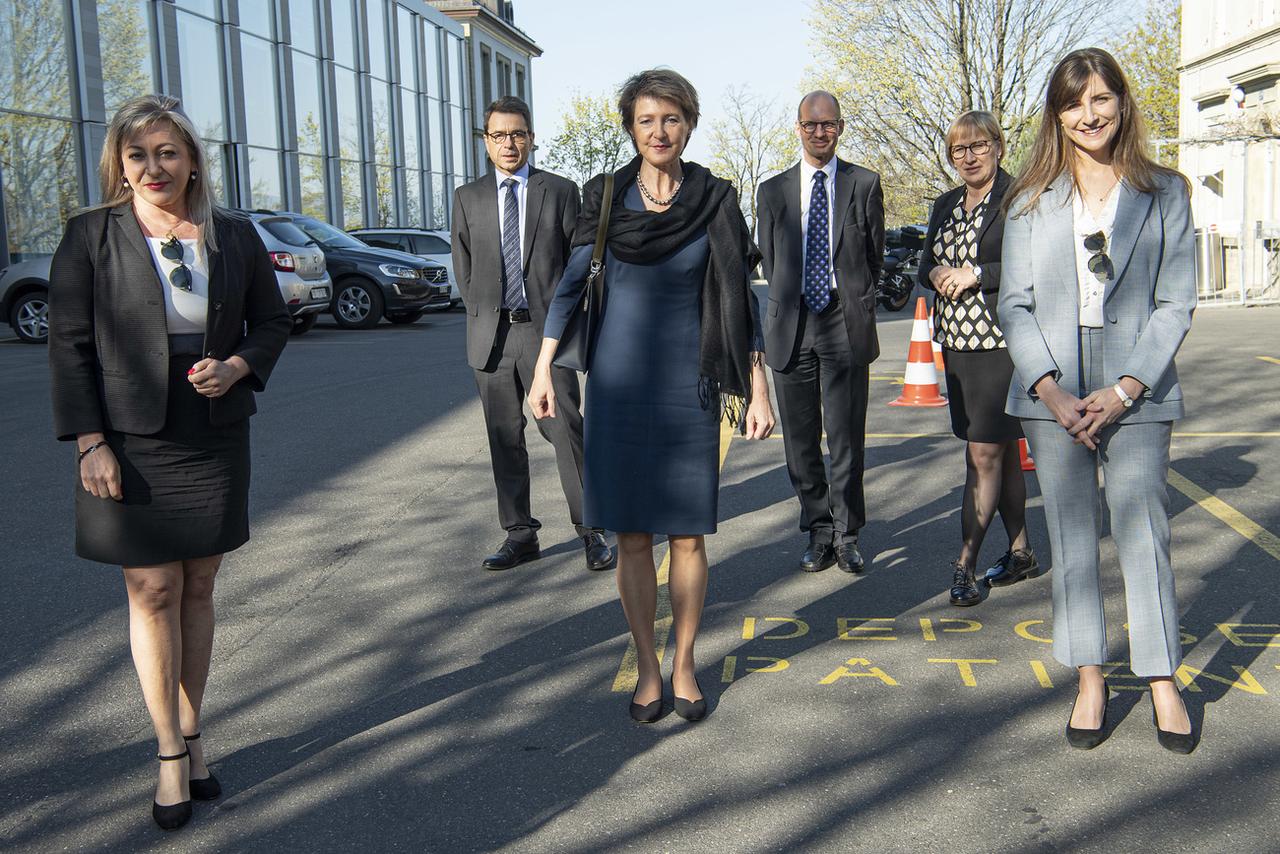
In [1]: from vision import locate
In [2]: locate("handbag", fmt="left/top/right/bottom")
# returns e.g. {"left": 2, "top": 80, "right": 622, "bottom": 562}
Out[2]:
{"left": 553, "top": 173, "right": 614, "bottom": 372}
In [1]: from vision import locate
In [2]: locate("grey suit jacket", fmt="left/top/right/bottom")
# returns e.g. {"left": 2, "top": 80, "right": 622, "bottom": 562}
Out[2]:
{"left": 756, "top": 158, "right": 885, "bottom": 370}
{"left": 450, "top": 166, "right": 581, "bottom": 369}
{"left": 998, "top": 172, "right": 1196, "bottom": 423}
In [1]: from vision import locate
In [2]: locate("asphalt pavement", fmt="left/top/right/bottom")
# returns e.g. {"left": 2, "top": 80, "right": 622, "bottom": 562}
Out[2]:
{"left": 1, "top": 299, "right": 1277, "bottom": 853}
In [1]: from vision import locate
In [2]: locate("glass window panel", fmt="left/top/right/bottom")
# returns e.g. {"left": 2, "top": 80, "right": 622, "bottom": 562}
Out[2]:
{"left": 247, "top": 147, "right": 282, "bottom": 210}
{"left": 298, "top": 152, "right": 326, "bottom": 218}
{"left": 238, "top": 0, "right": 271, "bottom": 37}
{"left": 480, "top": 46, "right": 491, "bottom": 107}
{"left": 516, "top": 65, "right": 525, "bottom": 101}
{"left": 0, "top": 0, "right": 73, "bottom": 117}
{"left": 331, "top": 0, "right": 355, "bottom": 68}
{"left": 334, "top": 68, "right": 360, "bottom": 162}
{"left": 202, "top": 140, "right": 227, "bottom": 203}
{"left": 446, "top": 36, "right": 462, "bottom": 102}
{"left": 403, "top": 170, "right": 421, "bottom": 226}
{"left": 292, "top": 51, "right": 322, "bottom": 155}
{"left": 241, "top": 34, "right": 279, "bottom": 148}
{"left": 429, "top": 172, "right": 447, "bottom": 229}
{"left": 98, "top": 0, "right": 153, "bottom": 117}
{"left": 174, "top": 0, "right": 218, "bottom": 17}
{"left": 401, "top": 88, "right": 419, "bottom": 171}
{"left": 422, "top": 25, "right": 440, "bottom": 97}
{"left": 288, "top": 0, "right": 316, "bottom": 53}
{"left": 340, "top": 159, "right": 363, "bottom": 228}
{"left": 396, "top": 7, "right": 415, "bottom": 88}
{"left": 0, "top": 112, "right": 78, "bottom": 258}
{"left": 450, "top": 105, "right": 467, "bottom": 176}
{"left": 370, "top": 82, "right": 392, "bottom": 165}
{"left": 426, "top": 98, "right": 443, "bottom": 173}
{"left": 367, "top": 0, "right": 388, "bottom": 80}
{"left": 373, "top": 164, "right": 394, "bottom": 225}
{"left": 177, "top": 11, "right": 225, "bottom": 140}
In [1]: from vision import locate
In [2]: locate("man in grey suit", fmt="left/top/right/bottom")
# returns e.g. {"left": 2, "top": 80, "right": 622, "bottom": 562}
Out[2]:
{"left": 451, "top": 96, "right": 612, "bottom": 571}
{"left": 757, "top": 91, "right": 885, "bottom": 574}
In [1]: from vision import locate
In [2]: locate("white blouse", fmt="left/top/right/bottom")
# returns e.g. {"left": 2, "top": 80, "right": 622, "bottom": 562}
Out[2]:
{"left": 1072, "top": 183, "right": 1120, "bottom": 328}
{"left": 145, "top": 237, "right": 209, "bottom": 334}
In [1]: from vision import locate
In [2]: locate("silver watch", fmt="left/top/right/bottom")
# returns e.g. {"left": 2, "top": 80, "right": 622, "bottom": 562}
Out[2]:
{"left": 972, "top": 265, "right": 983, "bottom": 283}
{"left": 1113, "top": 383, "right": 1134, "bottom": 408}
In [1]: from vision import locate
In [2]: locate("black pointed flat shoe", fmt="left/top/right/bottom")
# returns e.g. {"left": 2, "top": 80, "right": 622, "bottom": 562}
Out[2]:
{"left": 629, "top": 687, "right": 662, "bottom": 723}
{"left": 672, "top": 676, "right": 707, "bottom": 722}
{"left": 184, "top": 732, "right": 222, "bottom": 800}
{"left": 1152, "top": 705, "right": 1197, "bottom": 754}
{"left": 1065, "top": 692, "right": 1109, "bottom": 750}
{"left": 152, "top": 749, "right": 193, "bottom": 831}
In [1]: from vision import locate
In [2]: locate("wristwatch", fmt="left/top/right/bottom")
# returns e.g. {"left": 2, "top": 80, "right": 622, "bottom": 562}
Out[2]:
{"left": 972, "top": 265, "right": 983, "bottom": 284}
{"left": 1112, "top": 383, "right": 1134, "bottom": 408}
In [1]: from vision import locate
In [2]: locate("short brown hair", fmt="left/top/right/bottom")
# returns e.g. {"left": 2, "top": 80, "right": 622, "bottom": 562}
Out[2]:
{"left": 617, "top": 68, "right": 700, "bottom": 132}
{"left": 484, "top": 96, "right": 532, "bottom": 133}
{"left": 945, "top": 110, "right": 1005, "bottom": 158}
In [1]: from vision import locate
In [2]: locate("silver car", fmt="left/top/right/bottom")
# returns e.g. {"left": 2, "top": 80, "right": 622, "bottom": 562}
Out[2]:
{"left": 0, "top": 255, "right": 52, "bottom": 343}
{"left": 244, "top": 213, "right": 332, "bottom": 335}
{"left": 349, "top": 227, "right": 460, "bottom": 309}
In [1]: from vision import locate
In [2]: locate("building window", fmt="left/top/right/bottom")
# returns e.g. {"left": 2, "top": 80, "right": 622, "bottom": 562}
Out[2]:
{"left": 298, "top": 153, "right": 326, "bottom": 218}
{"left": 0, "top": 113, "right": 78, "bottom": 258}
{"left": 515, "top": 65, "right": 525, "bottom": 101}
{"left": 292, "top": 51, "right": 323, "bottom": 156}
{"left": 289, "top": 0, "right": 317, "bottom": 54}
{"left": 176, "top": 9, "right": 228, "bottom": 201}
{"left": 396, "top": 6, "right": 417, "bottom": 88}
{"left": 174, "top": 0, "right": 217, "bottom": 16}
{"left": 238, "top": 0, "right": 272, "bottom": 38}
{"left": 331, "top": 0, "right": 356, "bottom": 68}
{"left": 367, "top": 0, "right": 389, "bottom": 80}
{"left": 481, "top": 45, "right": 492, "bottom": 107}
{"left": 248, "top": 147, "right": 282, "bottom": 210}
{"left": 240, "top": 34, "right": 280, "bottom": 149}
{"left": 497, "top": 57, "right": 511, "bottom": 97}
{"left": 98, "top": 0, "right": 153, "bottom": 116}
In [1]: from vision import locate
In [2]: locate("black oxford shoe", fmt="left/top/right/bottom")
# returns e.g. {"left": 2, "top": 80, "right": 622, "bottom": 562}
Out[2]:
{"left": 984, "top": 548, "right": 1045, "bottom": 587}
{"left": 800, "top": 542, "right": 836, "bottom": 572}
{"left": 835, "top": 541, "right": 864, "bottom": 573}
{"left": 583, "top": 532, "right": 615, "bottom": 571}
{"left": 482, "top": 539, "right": 541, "bottom": 570}
{"left": 949, "top": 561, "right": 984, "bottom": 606}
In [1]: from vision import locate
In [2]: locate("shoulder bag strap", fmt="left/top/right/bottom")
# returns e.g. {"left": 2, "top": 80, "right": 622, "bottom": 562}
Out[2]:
{"left": 586, "top": 173, "right": 614, "bottom": 287}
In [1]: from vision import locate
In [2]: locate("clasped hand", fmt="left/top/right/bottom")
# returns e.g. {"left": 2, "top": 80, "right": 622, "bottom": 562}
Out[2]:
{"left": 187, "top": 357, "right": 248, "bottom": 398}
{"left": 1036, "top": 380, "right": 1129, "bottom": 450}
{"left": 929, "top": 265, "right": 978, "bottom": 301}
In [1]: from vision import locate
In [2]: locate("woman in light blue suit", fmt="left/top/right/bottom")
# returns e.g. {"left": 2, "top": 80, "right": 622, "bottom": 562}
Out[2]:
{"left": 1000, "top": 48, "right": 1197, "bottom": 753}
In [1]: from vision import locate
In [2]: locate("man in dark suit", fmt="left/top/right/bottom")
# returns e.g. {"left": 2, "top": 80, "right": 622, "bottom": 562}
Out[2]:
{"left": 451, "top": 96, "right": 612, "bottom": 571}
{"left": 756, "top": 91, "right": 885, "bottom": 573}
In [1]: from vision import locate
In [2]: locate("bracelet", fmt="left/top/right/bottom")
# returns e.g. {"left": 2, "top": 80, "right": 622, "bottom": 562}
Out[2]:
{"left": 78, "top": 441, "right": 108, "bottom": 464}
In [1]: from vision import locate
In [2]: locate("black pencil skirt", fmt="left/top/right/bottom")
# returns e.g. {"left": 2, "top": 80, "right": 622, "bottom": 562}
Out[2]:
{"left": 75, "top": 352, "right": 251, "bottom": 566}
{"left": 942, "top": 347, "right": 1023, "bottom": 444}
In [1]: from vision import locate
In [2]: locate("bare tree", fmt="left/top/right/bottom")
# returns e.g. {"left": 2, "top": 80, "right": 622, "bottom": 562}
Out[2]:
{"left": 807, "top": 0, "right": 1114, "bottom": 222}
{"left": 540, "top": 92, "right": 632, "bottom": 188}
{"left": 707, "top": 86, "right": 799, "bottom": 235}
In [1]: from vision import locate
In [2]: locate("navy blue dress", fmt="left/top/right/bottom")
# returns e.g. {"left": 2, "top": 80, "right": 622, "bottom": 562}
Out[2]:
{"left": 544, "top": 185, "right": 760, "bottom": 535}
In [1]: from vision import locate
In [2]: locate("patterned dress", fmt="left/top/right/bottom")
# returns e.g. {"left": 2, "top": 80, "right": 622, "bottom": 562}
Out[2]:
{"left": 933, "top": 192, "right": 1006, "bottom": 351}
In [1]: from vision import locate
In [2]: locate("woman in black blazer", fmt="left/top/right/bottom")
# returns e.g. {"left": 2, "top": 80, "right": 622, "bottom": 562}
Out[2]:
{"left": 918, "top": 111, "right": 1038, "bottom": 607}
{"left": 48, "top": 95, "right": 290, "bottom": 830}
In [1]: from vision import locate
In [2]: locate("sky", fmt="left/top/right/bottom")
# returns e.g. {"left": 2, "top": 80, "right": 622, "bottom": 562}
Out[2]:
{"left": 513, "top": 0, "right": 814, "bottom": 164}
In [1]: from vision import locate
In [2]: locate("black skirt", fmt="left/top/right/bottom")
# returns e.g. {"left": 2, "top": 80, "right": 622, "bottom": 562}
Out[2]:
{"left": 942, "top": 347, "right": 1023, "bottom": 443}
{"left": 75, "top": 353, "right": 250, "bottom": 565}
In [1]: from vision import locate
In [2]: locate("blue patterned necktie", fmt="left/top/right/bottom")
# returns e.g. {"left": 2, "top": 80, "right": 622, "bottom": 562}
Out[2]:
{"left": 501, "top": 178, "right": 526, "bottom": 310}
{"left": 804, "top": 169, "right": 831, "bottom": 313}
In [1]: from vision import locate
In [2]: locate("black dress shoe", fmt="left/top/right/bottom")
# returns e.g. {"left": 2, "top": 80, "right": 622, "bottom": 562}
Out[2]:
{"left": 800, "top": 542, "right": 836, "bottom": 572}
{"left": 984, "top": 548, "right": 1045, "bottom": 587}
{"left": 1153, "top": 703, "right": 1198, "bottom": 754}
{"left": 835, "top": 541, "right": 864, "bottom": 573}
{"left": 672, "top": 675, "right": 707, "bottom": 722}
{"left": 583, "top": 532, "right": 615, "bottom": 571}
{"left": 152, "top": 749, "right": 193, "bottom": 831}
{"left": 183, "top": 732, "right": 221, "bottom": 800}
{"left": 949, "top": 561, "right": 983, "bottom": 606}
{"left": 1066, "top": 692, "right": 1110, "bottom": 749}
{"left": 482, "top": 539, "right": 541, "bottom": 570}
{"left": 629, "top": 687, "right": 663, "bottom": 723}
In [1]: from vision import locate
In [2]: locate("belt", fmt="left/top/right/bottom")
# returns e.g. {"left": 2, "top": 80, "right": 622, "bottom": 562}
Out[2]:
{"left": 503, "top": 308, "right": 531, "bottom": 323}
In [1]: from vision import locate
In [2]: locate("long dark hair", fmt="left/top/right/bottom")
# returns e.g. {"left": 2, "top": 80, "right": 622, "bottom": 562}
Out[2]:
{"left": 1009, "top": 48, "right": 1188, "bottom": 215}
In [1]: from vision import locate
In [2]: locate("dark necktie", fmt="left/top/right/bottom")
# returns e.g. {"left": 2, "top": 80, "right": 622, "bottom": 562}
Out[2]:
{"left": 804, "top": 170, "right": 831, "bottom": 313}
{"left": 501, "top": 178, "right": 526, "bottom": 310}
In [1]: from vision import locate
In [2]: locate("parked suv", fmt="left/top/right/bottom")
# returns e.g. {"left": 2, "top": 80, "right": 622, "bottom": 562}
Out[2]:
{"left": 348, "top": 227, "right": 460, "bottom": 309}
{"left": 1, "top": 255, "right": 52, "bottom": 343}
{"left": 241, "top": 211, "right": 332, "bottom": 335}
{"left": 267, "top": 214, "right": 450, "bottom": 328}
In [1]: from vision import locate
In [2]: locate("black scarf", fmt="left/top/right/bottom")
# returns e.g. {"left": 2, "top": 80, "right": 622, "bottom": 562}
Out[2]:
{"left": 572, "top": 156, "right": 762, "bottom": 428}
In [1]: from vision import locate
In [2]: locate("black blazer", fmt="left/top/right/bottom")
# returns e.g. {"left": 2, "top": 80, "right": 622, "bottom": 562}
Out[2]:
{"left": 756, "top": 158, "right": 885, "bottom": 371}
{"left": 918, "top": 167, "right": 1013, "bottom": 325}
{"left": 450, "top": 166, "right": 581, "bottom": 369}
{"left": 49, "top": 205, "right": 291, "bottom": 441}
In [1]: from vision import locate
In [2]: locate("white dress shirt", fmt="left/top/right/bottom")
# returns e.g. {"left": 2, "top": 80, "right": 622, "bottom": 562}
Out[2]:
{"left": 146, "top": 237, "right": 208, "bottom": 334}
{"left": 1072, "top": 182, "right": 1120, "bottom": 328}
{"left": 799, "top": 157, "right": 838, "bottom": 290}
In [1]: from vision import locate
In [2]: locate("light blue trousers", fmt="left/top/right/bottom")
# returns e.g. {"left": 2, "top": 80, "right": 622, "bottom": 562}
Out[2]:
{"left": 1021, "top": 328, "right": 1181, "bottom": 677}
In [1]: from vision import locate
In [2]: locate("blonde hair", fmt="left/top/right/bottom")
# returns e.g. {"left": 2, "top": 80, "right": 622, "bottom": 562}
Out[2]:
{"left": 1008, "top": 48, "right": 1188, "bottom": 216}
{"left": 97, "top": 94, "right": 223, "bottom": 252}
{"left": 945, "top": 110, "right": 1005, "bottom": 161}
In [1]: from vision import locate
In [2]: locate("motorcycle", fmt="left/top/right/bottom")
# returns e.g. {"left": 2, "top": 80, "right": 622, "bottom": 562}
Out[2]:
{"left": 877, "top": 246, "right": 918, "bottom": 312}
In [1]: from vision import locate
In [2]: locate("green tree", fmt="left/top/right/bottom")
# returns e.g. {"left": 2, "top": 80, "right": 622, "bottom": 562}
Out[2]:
{"left": 541, "top": 92, "right": 631, "bottom": 187}
{"left": 1111, "top": 0, "right": 1180, "bottom": 166}
{"left": 707, "top": 86, "right": 799, "bottom": 235}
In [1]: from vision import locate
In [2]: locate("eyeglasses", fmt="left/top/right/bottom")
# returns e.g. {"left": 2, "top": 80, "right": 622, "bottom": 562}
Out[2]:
{"left": 486, "top": 130, "right": 530, "bottom": 144}
{"left": 159, "top": 233, "right": 192, "bottom": 291}
{"left": 949, "top": 139, "right": 993, "bottom": 160}
{"left": 1083, "top": 231, "right": 1113, "bottom": 280}
{"left": 799, "top": 120, "right": 841, "bottom": 135}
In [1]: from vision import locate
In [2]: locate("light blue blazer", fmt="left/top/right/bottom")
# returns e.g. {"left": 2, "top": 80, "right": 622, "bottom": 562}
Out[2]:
{"left": 998, "top": 172, "right": 1196, "bottom": 423}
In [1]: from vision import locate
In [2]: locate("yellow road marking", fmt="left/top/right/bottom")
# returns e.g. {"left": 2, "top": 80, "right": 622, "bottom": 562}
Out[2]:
{"left": 1257, "top": 356, "right": 1280, "bottom": 366}
{"left": 1168, "top": 469, "right": 1280, "bottom": 562}
{"left": 761, "top": 431, "right": 1280, "bottom": 440}
{"left": 612, "top": 417, "right": 736, "bottom": 692}
{"left": 1173, "top": 432, "right": 1280, "bottom": 438}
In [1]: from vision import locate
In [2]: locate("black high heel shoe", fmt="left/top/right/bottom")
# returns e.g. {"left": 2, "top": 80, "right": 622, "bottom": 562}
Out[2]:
{"left": 672, "top": 675, "right": 707, "bottom": 722}
{"left": 152, "top": 749, "right": 193, "bottom": 831}
{"left": 629, "top": 686, "right": 662, "bottom": 723}
{"left": 184, "top": 732, "right": 222, "bottom": 800}
{"left": 1152, "top": 702, "right": 1197, "bottom": 754}
{"left": 1065, "top": 691, "right": 1109, "bottom": 749}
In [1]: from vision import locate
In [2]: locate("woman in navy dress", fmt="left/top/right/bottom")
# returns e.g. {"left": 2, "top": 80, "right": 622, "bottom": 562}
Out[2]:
{"left": 530, "top": 70, "right": 774, "bottom": 723}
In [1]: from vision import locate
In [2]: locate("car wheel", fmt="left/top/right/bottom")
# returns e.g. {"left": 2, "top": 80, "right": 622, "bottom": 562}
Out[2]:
{"left": 386, "top": 310, "right": 424, "bottom": 325}
{"left": 332, "top": 278, "right": 385, "bottom": 329}
{"left": 291, "top": 314, "right": 318, "bottom": 335}
{"left": 10, "top": 290, "right": 49, "bottom": 344}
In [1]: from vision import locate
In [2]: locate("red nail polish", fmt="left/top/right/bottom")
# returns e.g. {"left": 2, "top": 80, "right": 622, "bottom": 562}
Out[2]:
{"left": 187, "top": 367, "right": 196, "bottom": 375}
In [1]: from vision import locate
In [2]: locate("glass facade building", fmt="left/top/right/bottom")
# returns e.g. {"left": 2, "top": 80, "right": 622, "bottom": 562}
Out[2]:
{"left": 0, "top": 0, "right": 474, "bottom": 263}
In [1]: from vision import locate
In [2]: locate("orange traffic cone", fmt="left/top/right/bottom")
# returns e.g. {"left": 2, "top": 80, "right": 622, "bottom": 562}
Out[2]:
{"left": 928, "top": 307, "right": 946, "bottom": 374}
{"left": 1019, "top": 438, "right": 1035, "bottom": 471}
{"left": 890, "top": 297, "right": 948, "bottom": 407}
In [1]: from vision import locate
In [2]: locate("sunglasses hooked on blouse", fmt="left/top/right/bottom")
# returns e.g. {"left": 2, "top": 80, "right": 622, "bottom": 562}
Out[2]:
{"left": 159, "top": 233, "right": 193, "bottom": 291}
{"left": 1083, "top": 230, "right": 1113, "bottom": 281}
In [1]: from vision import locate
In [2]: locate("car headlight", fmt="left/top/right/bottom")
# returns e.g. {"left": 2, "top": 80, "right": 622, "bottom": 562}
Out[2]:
{"left": 378, "top": 263, "right": 419, "bottom": 280}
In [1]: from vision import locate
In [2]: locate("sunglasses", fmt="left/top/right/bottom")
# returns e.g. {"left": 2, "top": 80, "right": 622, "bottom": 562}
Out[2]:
{"left": 159, "top": 234, "right": 192, "bottom": 291}
{"left": 1083, "top": 231, "right": 1113, "bottom": 280}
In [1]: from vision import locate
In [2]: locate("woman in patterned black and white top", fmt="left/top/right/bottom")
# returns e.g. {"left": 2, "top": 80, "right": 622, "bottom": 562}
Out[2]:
{"left": 919, "top": 111, "right": 1039, "bottom": 607}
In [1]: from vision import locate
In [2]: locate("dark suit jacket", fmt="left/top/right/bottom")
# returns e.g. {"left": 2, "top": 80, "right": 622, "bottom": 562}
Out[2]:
{"left": 49, "top": 205, "right": 291, "bottom": 441}
{"left": 918, "top": 167, "right": 1013, "bottom": 327}
{"left": 756, "top": 158, "right": 885, "bottom": 370}
{"left": 450, "top": 166, "right": 581, "bottom": 369}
